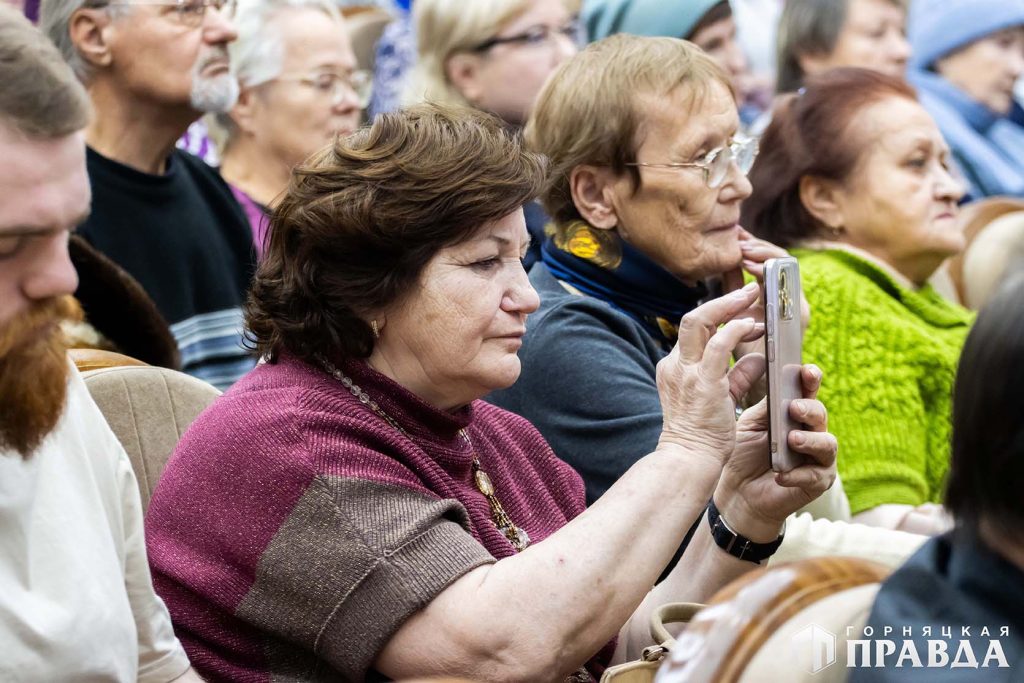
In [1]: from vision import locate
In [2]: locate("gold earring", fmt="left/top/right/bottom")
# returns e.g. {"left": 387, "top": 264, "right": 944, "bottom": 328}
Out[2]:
{"left": 370, "top": 320, "right": 380, "bottom": 339}
{"left": 554, "top": 219, "right": 623, "bottom": 269}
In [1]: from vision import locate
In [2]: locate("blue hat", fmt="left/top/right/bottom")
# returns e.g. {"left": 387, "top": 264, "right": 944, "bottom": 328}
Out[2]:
{"left": 908, "top": 0, "right": 1024, "bottom": 70}
{"left": 583, "top": 0, "right": 725, "bottom": 42}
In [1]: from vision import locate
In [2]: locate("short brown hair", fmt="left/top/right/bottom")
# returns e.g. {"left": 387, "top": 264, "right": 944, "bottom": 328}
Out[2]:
{"left": 0, "top": 4, "right": 90, "bottom": 138}
{"left": 526, "top": 34, "right": 732, "bottom": 249}
{"left": 741, "top": 68, "right": 917, "bottom": 247}
{"left": 246, "top": 103, "right": 547, "bottom": 364}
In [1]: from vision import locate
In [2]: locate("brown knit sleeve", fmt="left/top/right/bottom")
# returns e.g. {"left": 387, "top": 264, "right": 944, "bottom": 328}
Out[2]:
{"left": 233, "top": 476, "right": 495, "bottom": 680}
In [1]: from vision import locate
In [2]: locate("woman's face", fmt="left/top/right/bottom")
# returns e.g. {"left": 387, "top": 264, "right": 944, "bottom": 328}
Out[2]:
{"left": 936, "top": 28, "right": 1024, "bottom": 115}
{"left": 607, "top": 81, "right": 752, "bottom": 283}
{"left": 242, "top": 9, "right": 362, "bottom": 169}
{"left": 451, "top": 0, "right": 578, "bottom": 126}
{"left": 802, "top": 0, "right": 909, "bottom": 79}
{"left": 689, "top": 15, "right": 748, "bottom": 93}
{"left": 827, "top": 96, "right": 965, "bottom": 283}
{"left": 369, "top": 211, "right": 540, "bottom": 410}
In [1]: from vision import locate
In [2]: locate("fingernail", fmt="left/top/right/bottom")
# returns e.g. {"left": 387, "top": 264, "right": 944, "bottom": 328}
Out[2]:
{"left": 792, "top": 432, "right": 806, "bottom": 446}
{"left": 794, "top": 401, "right": 807, "bottom": 417}
{"left": 742, "top": 282, "right": 758, "bottom": 293}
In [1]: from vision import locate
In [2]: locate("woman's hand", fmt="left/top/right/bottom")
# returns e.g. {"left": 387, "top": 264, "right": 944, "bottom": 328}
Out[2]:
{"left": 655, "top": 282, "right": 766, "bottom": 466}
{"left": 713, "top": 364, "right": 838, "bottom": 541}
{"left": 722, "top": 228, "right": 811, "bottom": 335}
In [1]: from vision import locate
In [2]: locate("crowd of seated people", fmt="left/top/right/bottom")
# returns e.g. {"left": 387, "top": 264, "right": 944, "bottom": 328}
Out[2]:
{"left": 3, "top": 0, "right": 1024, "bottom": 680}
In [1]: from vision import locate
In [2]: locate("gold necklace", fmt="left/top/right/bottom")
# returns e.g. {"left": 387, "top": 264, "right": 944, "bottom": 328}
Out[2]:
{"left": 320, "top": 358, "right": 531, "bottom": 552}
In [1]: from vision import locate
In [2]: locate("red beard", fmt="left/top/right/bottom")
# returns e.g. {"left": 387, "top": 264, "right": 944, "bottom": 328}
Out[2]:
{"left": 0, "top": 296, "right": 78, "bottom": 458}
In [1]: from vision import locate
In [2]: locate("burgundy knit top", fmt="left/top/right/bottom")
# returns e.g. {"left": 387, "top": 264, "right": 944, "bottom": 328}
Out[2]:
{"left": 145, "top": 353, "right": 613, "bottom": 681}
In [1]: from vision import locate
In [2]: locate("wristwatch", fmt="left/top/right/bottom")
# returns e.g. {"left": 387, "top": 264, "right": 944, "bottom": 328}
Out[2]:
{"left": 707, "top": 498, "right": 785, "bottom": 564}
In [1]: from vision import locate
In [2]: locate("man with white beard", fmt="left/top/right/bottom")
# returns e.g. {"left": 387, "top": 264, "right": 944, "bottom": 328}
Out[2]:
{"left": 0, "top": 7, "right": 201, "bottom": 680}
{"left": 41, "top": 0, "right": 256, "bottom": 389}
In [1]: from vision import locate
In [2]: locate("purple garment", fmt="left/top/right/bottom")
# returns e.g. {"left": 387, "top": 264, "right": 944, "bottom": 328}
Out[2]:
{"left": 229, "top": 184, "right": 270, "bottom": 259}
{"left": 23, "top": 0, "right": 39, "bottom": 22}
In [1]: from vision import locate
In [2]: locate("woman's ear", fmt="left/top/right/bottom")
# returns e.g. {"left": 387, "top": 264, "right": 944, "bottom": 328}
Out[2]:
{"left": 69, "top": 8, "right": 114, "bottom": 71}
{"left": 230, "top": 88, "right": 259, "bottom": 136}
{"left": 569, "top": 165, "right": 620, "bottom": 231}
{"left": 799, "top": 175, "right": 846, "bottom": 231}
{"left": 444, "top": 53, "right": 485, "bottom": 106}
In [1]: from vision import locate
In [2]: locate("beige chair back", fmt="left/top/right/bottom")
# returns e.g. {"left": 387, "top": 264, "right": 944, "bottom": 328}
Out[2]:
{"left": 82, "top": 365, "right": 220, "bottom": 512}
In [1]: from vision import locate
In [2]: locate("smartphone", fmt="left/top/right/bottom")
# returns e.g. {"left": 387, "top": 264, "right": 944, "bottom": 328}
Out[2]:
{"left": 764, "top": 257, "right": 805, "bottom": 473}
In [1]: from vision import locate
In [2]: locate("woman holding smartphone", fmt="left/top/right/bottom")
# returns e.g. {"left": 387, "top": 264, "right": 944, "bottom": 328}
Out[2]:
{"left": 741, "top": 68, "right": 973, "bottom": 534}
{"left": 488, "top": 35, "right": 928, "bottom": 566}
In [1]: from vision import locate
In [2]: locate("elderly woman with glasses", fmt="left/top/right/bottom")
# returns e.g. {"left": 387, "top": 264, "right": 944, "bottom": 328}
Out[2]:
{"left": 489, "top": 36, "right": 929, "bottom": 560}
{"left": 404, "top": 0, "right": 580, "bottom": 267}
{"left": 210, "top": 0, "right": 368, "bottom": 257}
{"left": 145, "top": 102, "right": 839, "bottom": 681}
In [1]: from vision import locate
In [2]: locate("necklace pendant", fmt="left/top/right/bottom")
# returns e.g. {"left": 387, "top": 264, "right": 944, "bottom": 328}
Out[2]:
{"left": 474, "top": 469, "right": 495, "bottom": 496}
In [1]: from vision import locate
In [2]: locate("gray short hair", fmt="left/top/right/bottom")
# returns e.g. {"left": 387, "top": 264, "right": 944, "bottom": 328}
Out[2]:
{"left": 40, "top": 0, "right": 130, "bottom": 83}
{"left": 208, "top": 0, "right": 342, "bottom": 152}
{"left": 0, "top": 4, "right": 91, "bottom": 137}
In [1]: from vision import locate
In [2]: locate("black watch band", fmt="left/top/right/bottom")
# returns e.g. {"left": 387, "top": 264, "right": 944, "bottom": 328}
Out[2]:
{"left": 707, "top": 498, "right": 785, "bottom": 564}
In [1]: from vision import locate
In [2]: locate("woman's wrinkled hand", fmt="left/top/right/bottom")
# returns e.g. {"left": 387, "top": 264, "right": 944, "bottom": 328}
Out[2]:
{"left": 655, "top": 282, "right": 766, "bottom": 466}
{"left": 722, "top": 228, "right": 811, "bottom": 336}
{"left": 713, "top": 364, "right": 838, "bottom": 541}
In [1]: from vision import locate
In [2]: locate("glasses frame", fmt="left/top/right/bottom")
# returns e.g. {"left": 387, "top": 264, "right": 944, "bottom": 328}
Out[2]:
{"left": 274, "top": 70, "right": 373, "bottom": 109}
{"left": 625, "top": 136, "right": 760, "bottom": 189}
{"left": 471, "top": 19, "right": 582, "bottom": 53}
{"left": 96, "top": 0, "right": 237, "bottom": 27}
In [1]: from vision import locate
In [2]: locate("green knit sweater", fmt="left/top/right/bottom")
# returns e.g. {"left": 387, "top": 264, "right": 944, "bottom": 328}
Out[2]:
{"left": 792, "top": 248, "right": 973, "bottom": 515}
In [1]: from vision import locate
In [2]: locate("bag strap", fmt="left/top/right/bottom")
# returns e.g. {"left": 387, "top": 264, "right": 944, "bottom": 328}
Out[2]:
{"left": 641, "top": 602, "right": 705, "bottom": 662}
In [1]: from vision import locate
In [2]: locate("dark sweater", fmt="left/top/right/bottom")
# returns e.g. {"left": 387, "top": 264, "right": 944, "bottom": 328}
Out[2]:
{"left": 78, "top": 147, "right": 256, "bottom": 389}
{"left": 146, "top": 353, "right": 613, "bottom": 681}
{"left": 852, "top": 532, "right": 1024, "bottom": 681}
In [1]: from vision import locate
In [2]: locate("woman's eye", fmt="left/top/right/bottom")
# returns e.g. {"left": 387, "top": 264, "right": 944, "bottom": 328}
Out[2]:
{"left": 906, "top": 157, "right": 928, "bottom": 169}
{"left": 0, "top": 235, "right": 24, "bottom": 259}
{"left": 471, "top": 257, "right": 502, "bottom": 270}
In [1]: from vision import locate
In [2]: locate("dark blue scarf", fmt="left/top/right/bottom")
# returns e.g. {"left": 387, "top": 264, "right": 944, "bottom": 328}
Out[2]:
{"left": 540, "top": 236, "right": 708, "bottom": 349}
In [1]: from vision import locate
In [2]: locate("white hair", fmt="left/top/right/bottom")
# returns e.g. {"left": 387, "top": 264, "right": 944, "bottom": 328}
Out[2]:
{"left": 208, "top": 0, "right": 343, "bottom": 150}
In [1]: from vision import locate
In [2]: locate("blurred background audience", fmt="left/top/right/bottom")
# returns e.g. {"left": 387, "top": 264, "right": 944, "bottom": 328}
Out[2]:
{"left": 908, "top": 0, "right": 1024, "bottom": 200}
{"left": 209, "top": 0, "right": 365, "bottom": 256}
{"left": 584, "top": 0, "right": 771, "bottom": 127}
{"left": 776, "top": 0, "right": 909, "bottom": 94}
{"left": 743, "top": 68, "right": 971, "bottom": 534}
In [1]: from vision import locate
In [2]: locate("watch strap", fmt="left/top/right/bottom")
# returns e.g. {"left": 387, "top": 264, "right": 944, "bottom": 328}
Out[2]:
{"left": 707, "top": 498, "right": 785, "bottom": 563}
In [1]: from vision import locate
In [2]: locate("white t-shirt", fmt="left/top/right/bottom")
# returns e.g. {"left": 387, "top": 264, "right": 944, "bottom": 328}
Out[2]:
{"left": 0, "top": 363, "right": 190, "bottom": 682}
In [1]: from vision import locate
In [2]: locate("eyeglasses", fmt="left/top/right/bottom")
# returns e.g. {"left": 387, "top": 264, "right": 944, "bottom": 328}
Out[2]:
{"left": 472, "top": 20, "right": 582, "bottom": 53}
{"left": 97, "top": 0, "right": 236, "bottom": 28}
{"left": 274, "top": 70, "right": 372, "bottom": 108}
{"left": 626, "top": 136, "right": 760, "bottom": 189}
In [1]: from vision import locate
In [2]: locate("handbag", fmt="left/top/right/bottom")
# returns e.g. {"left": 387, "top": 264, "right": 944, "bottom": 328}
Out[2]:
{"left": 598, "top": 602, "right": 705, "bottom": 683}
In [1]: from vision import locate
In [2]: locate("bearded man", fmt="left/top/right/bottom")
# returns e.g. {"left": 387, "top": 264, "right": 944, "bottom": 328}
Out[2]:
{"left": 41, "top": 0, "right": 256, "bottom": 390}
{"left": 0, "top": 7, "right": 200, "bottom": 681}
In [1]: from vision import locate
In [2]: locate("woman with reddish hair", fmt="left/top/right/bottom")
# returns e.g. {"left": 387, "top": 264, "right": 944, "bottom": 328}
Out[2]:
{"left": 742, "top": 68, "right": 972, "bottom": 534}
